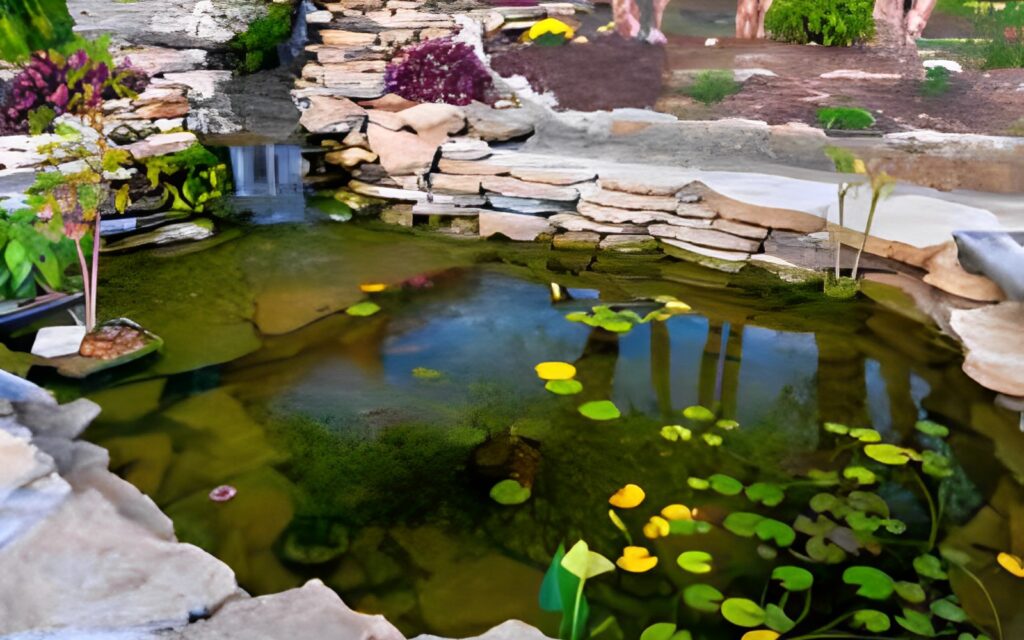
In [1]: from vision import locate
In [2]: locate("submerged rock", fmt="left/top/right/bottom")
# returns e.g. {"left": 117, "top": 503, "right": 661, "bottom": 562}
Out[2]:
{"left": 950, "top": 302, "right": 1024, "bottom": 398}
{"left": 101, "top": 219, "right": 216, "bottom": 253}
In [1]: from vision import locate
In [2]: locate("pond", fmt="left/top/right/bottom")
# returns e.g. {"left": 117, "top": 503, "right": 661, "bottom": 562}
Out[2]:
{"left": 25, "top": 217, "right": 1023, "bottom": 639}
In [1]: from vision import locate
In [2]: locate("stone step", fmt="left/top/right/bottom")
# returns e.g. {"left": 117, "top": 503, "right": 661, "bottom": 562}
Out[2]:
{"left": 480, "top": 176, "right": 579, "bottom": 203}
{"left": 710, "top": 218, "right": 770, "bottom": 240}
{"left": 437, "top": 159, "right": 511, "bottom": 175}
{"left": 599, "top": 234, "right": 659, "bottom": 253}
{"left": 479, "top": 210, "right": 554, "bottom": 241}
{"left": 429, "top": 174, "right": 483, "bottom": 195}
{"left": 577, "top": 201, "right": 708, "bottom": 227}
{"left": 581, "top": 189, "right": 679, "bottom": 213}
{"left": 509, "top": 168, "right": 596, "bottom": 186}
{"left": 412, "top": 203, "right": 482, "bottom": 216}
{"left": 550, "top": 213, "right": 646, "bottom": 235}
{"left": 648, "top": 224, "right": 762, "bottom": 253}
{"left": 319, "top": 30, "right": 379, "bottom": 46}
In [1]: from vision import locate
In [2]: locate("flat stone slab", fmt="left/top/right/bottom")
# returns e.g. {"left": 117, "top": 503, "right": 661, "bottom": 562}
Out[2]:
{"left": 480, "top": 176, "right": 579, "bottom": 202}
{"left": 486, "top": 195, "right": 566, "bottom": 215}
{"left": 599, "top": 234, "right": 658, "bottom": 253}
{"left": 711, "top": 218, "right": 769, "bottom": 240}
{"left": 463, "top": 102, "right": 536, "bottom": 142}
{"left": 320, "top": 30, "right": 379, "bottom": 46}
{"left": 441, "top": 139, "right": 492, "bottom": 161}
{"left": 430, "top": 174, "right": 483, "bottom": 195}
{"left": 478, "top": 210, "right": 553, "bottom": 241}
{"left": 124, "top": 132, "right": 197, "bottom": 160}
{"left": 648, "top": 223, "right": 762, "bottom": 253}
{"left": 659, "top": 238, "right": 751, "bottom": 268}
{"left": 437, "top": 159, "right": 511, "bottom": 175}
{"left": 598, "top": 176, "right": 692, "bottom": 196}
{"left": 582, "top": 189, "right": 679, "bottom": 212}
{"left": 509, "top": 168, "right": 596, "bottom": 186}
{"left": 577, "top": 201, "right": 707, "bottom": 227}
{"left": 950, "top": 302, "right": 1024, "bottom": 398}
{"left": 550, "top": 213, "right": 645, "bottom": 235}
{"left": 299, "top": 95, "right": 367, "bottom": 134}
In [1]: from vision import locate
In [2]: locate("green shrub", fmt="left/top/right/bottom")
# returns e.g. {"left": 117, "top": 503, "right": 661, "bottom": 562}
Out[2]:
{"left": 817, "top": 106, "right": 875, "bottom": 130}
{"left": 764, "top": 0, "right": 875, "bottom": 46}
{"left": 921, "top": 66, "right": 951, "bottom": 96}
{"left": 230, "top": 3, "right": 294, "bottom": 74}
{"left": 0, "top": 0, "right": 75, "bottom": 62}
{"left": 685, "top": 70, "right": 741, "bottom": 105}
{"left": 977, "top": 2, "right": 1024, "bottom": 69}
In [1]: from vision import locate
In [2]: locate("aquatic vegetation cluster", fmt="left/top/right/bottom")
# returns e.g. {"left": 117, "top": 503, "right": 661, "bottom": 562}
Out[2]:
{"left": 384, "top": 38, "right": 494, "bottom": 105}
{"left": 763, "top": 0, "right": 875, "bottom": 46}
{"left": 0, "top": 207, "right": 78, "bottom": 299}
{"left": 230, "top": 3, "right": 295, "bottom": 74}
{"left": 141, "top": 144, "right": 229, "bottom": 214}
{"left": 684, "top": 71, "right": 741, "bottom": 106}
{"left": 0, "top": 36, "right": 149, "bottom": 135}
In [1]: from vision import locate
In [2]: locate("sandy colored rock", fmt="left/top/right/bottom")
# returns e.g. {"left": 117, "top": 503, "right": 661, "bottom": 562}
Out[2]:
{"left": 478, "top": 211, "right": 553, "bottom": 241}
{"left": 441, "top": 138, "right": 492, "bottom": 161}
{"left": 648, "top": 224, "right": 762, "bottom": 253}
{"left": 367, "top": 123, "right": 439, "bottom": 176}
{"left": 550, "top": 213, "right": 645, "bottom": 235}
{"left": 414, "top": 619, "right": 556, "bottom": 640}
{"left": 321, "top": 30, "right": 379, "bottom": 46}
{"left": 509, "top": 168, "right": 596, "bottom": 186}
{"left": 950, "top": 302, "right": 1024, "bottom": 397}
{"left": 299, "top": 95, "right": 367, "bottom": 134}
{"left": 922, "top": 242, "right": 1007, "bottom": 303}
{"left": 695, "top": 183, "right": 825, "bottom": 233}
{"left": 582, "top": 189, "right": 679, "bottom": 212}
{"left": 430, "top": 174, "right": 483, "bottom": 195}
{"left": 437, "top": 159, "right": 511, "bottom": 175}
{"left": 368, "top": 109, "right": 406, "bottom": 131}
{"left": 325, "top": 147, "right": 378, "bottom": 168}
{"left": 398, "top": 103, "right": 466, "bottom": 139}
{"left": 463, "top": 102, "right": 535, "bottom": 141}
{"left": 577, "top": 201, "right": 701, "bottom": 226}
{"left": 379, "top": 29, "right": 417, "bottom": 45}
{"left": 711, "top": 218, "right": 769, "bottom": 240}
{"left": 359, "top": 94, "right": 419, "bottom": 112}
{"left": 597, "top": 175, "right": 692, "bottom": 197}
{"left": 481, "top": 176, "right": 579, "bottom": 202}
{"left": 119, "top": 46, "right": 207, "bottom": 76}
{"left": 125, "top": 132, "right": 198, "bottom": 160}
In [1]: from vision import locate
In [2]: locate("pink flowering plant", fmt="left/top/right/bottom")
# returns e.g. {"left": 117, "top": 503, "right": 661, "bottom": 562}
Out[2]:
{"left": 384, "top": 38, "right": 493, "bottom": 105}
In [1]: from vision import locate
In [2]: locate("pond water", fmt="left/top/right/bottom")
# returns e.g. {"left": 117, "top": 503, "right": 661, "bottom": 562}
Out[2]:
{"left": 26, "top": 218, "right": 1023, "bottom": 639}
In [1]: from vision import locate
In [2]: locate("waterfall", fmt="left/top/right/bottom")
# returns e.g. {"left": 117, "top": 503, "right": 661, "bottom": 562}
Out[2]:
{"left": 228, "top": 144, "right": 307, "bottom": 223}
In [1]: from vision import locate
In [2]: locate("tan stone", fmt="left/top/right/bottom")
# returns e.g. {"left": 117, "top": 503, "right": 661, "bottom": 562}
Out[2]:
{"left": 359, "top": 94, "right": 419, "bottom": 112}
{"left": 325, "top": 147, "right": 378, "bottom": 168}
{"left": 659, "top": 238, "right": 751, "bottom": 264}
{"left": 367, "top": 123, "right": 439, "bottom": 176}
{"left": 316, "top": 46, "right": 389, "bottom": 63}
{"left": 429, "top": 174, "right": 482, "bottom": 195}
{"left": 577, "top": 201, "right": 687, "bottom": 226}
{"left": 303, "top": 61, "right": 387, "bottom": 82}
{"left": 582, "top": 189, "right": 678, "bottom": 212}
{"left": 549, "top": 213, "right": 644, "bottom": 235}
{"left": 320, "top": 30, "right": 378, "bottom": 46}
{"left": 124, "top": 132, "right": 198, "bottom": 160}
{"left": 922, "top": 242, "right": 1006, "bottom": 303}
{"left": 509, "top": 168, "right": 595, "bottom": 186}
{"left": 695, "top": 182, "right": 826, "bottom": 233}
{"left": 420, "top": 27, "right": 453, "bottom": 40}
{"left": 438, "top": 159, "right": 511, "bottom": 175}
{"left": 676, "top": 202, "right": 716, "bottom": 219}
{"left": 379, "top": 29, "right": 417, "bottom": 46}
{"left": 478, "top": 210, "right": 553, "bottom": 241}
{"left": 398, "top": 103, "right": 466, "bottom": 138}
{"left": 368, "top": 109, "right": 406, "bottom": 131}
{"left": 132, "top": 96, "right": 189, "bottom": 120}
{"left": 711, "top": 218, "right": 769, "bottom": 240}
{"left": 298, "top": 95, "right": 366, "bottom": 134}
{"left": 950, "top": 302, "right": 1024, "bottom": 397}
{"left": 610, "top": 121, "right": 653, "bottom": 136}
{"left": 481, "top": 176, "right": 578, "bottom": 202}
{"left": 648, "top": 224, "right": 762, "bottom": 253}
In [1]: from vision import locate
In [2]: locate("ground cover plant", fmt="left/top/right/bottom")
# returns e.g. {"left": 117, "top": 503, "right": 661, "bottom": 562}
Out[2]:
{"left": 976, "top": 1, "right": 1024, "bottom": 69}
{"left": 921, "top": 66, "right": 951, "bottom": 96}
{"left": 384, "top": 37, "right": 494, "bottom": 105}
{"left": 816, "top": 107, "right": 875, "bottom": 131}
{"left": 685, "top": 70, "right": 741, "bottom": 105}
{"left": 764, "top": 0, "right": 875, "bottom": 46}
{"left": 230, "top": 3, "right": 295, "bottom": 73}
{"left": 0, "top": 207, "right": 79, "bottom": 300}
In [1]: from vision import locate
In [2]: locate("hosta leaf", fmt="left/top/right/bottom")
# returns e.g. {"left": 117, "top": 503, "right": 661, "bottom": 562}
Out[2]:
{"left": 683, "top": 583, "right": 723, "bottom": 612}
{"left": 720, "top": 598, "right": 767, "bottom": 628}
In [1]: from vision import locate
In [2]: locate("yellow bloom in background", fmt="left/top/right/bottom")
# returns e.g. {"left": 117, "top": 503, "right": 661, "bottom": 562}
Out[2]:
{"left": 609, "top": 483, "right": 645, "bottom": 509}
{"left": 616, "top": 546, "right": 658, "bottom": 573}
{"left": 997, "top": 552, "right": 1024, "bottom": 577}
{"left": 741, "top": 631, "right": 780, "bottom": 640}
{"left": 853, "top": 158, "right": 867, "bottom": 175}
{"left": 527, "top": 17, "right": 575, "bottom": 41}
{"left": 643, "top": 516, "right": 670, "bottom": 539}
{"left": 661, "top": 504, "right": 693, "bottom": 521}
{"left": 534, "top": 361, "right": 576, "bottom": 380}
{"left": 360, "top": 283, "right": 387, "bottom": 292}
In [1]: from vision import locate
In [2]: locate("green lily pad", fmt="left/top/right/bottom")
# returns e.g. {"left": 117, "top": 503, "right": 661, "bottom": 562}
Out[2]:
{"left": 931, "top": 597, "right": 967, "bottom": 622}
{"left": 849, "top": 428, "right": 882, "bottom": 443}
{"left": 915, "top": 420, "right": 949, "bottom": 437}
{"left": 639, "top": 623, "right": 692, "bottom": 640}
{"left": 545, "top": 379, "right": 583, "bottom": 395}
{"left": 765, "top": 604, "right": 796, "bottom": 633}
{"left": 864, "top": 444, "right": 920, "bottom": 465}
{"left": 346, "top": 301, "right": 381, "bottom": 317}
{"left": 702, "top": 433, "right": 723, "bottom": 446}
{"left": 669, "top": 519, "right": 712, "bottom": 535}
{"left": 843, "top": 466, "right": 877, "bottom": 485}
{"left": 771, "top": 565, "right": 814, "bottom": 591}
{"left": 847, "top": 491, "right": 890, "bottom": 517}
{"left": 490, "top": 479, "right": 531, "bottom": 505}
{"left": 709, "top": 473, "right": 743, "bottom": 496}
{"left": 843, "top": 566, "right": 895, "bottom": 600}
{"left": 913, "top": 554, "right": 948, "bottom": 580}
{"left": 755, "top": 518, "right": 796, "bottom": 547}
{"left": 677, "top": 550, "right": 713, "bottom": 574}
{"left": 682, "top": 405, "right": 715, "bottom": 421}
{"left": 807, "top": 535, "right": 846, "bottom": 564}
{"left": 720, "top": 598, "right": 766, "bottom": 628}
{"left": 715, "top": 419, "right": 739, "bottom": 430}
{"left": 852, "top": 609, "right": 891, "bottom": 633}
{"left": 895, "top": 609, "right": 936, "bottom": 637}
{"left": 745, "top": 482, "right": 785, "bottom": 506}
{"left": 823, "top": 422, "right": 849, "bottom": 435}
{"left": 682, "top": 584, "right": 724, "bottom": 612}
{"left": 723, "top": 512, "right": 763, "bottom": 537}
{"left": 660, "top": 425, "right": 692, "bottom": 442}
{"left": 578, "top": 400, "right": 621, "bottom": 421}
{"left": 687, "top": 477, "right": 710, "bottom": 490}
{"left": 809, "top": 493, "right": 845, "bottom": 515}
{"left": 922, "top": 450, "right": 954, "bottom": 478}
{"left": 894, "top": 581, "right": 926, "bottom": 604}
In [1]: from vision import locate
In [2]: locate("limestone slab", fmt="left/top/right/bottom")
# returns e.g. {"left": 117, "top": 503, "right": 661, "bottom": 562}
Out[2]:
{"left": 577, "top": 201, "right": 702, "bottom": 226}
{"left": 124, "top": 132, "right": 197, "bottom": 160}
{"left": 437, "top": 159, "right": 511, "bottom": 175}
{"left": 648, "top": 224, "right": 761, "bottom": 253}
{"left": 481, "top": 176, "right": 578, "bottom": 202}
{"left": 320, "top": 30, "right": 379, "bottom": 46}
{"left": 478, "top": 210, "right": 553, "bottom": 241}
{"left": 430, "top": 174, "right": 483, "bottom": 195}
{"left": 463, "top": 102, "right": 536, "bottom": 142}
{"left": 509, "top": 168, "right": 596, "bottom": 186}
{"left": 659, "top": 238, "right": 751, "bottom": 265}
{"left": 711, "top": 218, "right": 769, "bottom": 240}
{"left": 950, "top": 302, "right": 1024, "bottom": 397}
{"left": 298, "top": 95, "right": 366, "bottom": 134}
{"left": 582, "top": 189, "right": 679, "bottom": 212}
{"left": 550, "top": 213, "right": 645, "bottom": 235}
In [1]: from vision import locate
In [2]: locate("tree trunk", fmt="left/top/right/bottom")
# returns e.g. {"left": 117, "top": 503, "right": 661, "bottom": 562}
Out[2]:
{"left": 736, "top": 0, "right": 760, "bottom": 38}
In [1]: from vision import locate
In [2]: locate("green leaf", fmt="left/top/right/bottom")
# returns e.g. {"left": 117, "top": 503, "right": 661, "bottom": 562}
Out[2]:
{"left": 578, "top": 400, "right": 621, "bottom": 421}
{"left": 682, "top": 405, "right": 715, "bottom": 421}
{"left": 843, "top": 466, "right": 877, "bottom": 485}
{"left": 806, "top": 535, "right": 846, "bottom": 564}
{"left": 915, "top": 420, "right": 949, "bottom": 437}
{"left": 914, "top": 554, "right": 948, "bottom": 580}
{"left": 895, "top": 609, "right": 936, "bottom": 637}
{"left": 755, "top": 519, "right": 796, "bottom": 547}
{"left": 708, "top": 473, "right": 743, "bottom": 496}
{"left": 489, "top": 479, "right": 531, "bottom": 505}
{"left": 922, "top": 450, "right": 954, "bottom": 479}
{"left": 539, "top": 545, "right": 565, "bottom": 612}
{"left": 29, "top": 245, "right": 60, "bottom": 290}
{"left": 849, "top": 428, "right": 882, "bottom": 443}
{"left": 764, "top": 604, "right": 796, "bottom": 633}
{"left": 843, "top": 566, "right": 895, "bottom": 600}
{"left": 639, "top": 623, "right": 678, "bottom": 640}
{"left": 852, "top": 609, "right": 891, "bottom": 633}
{"left": 771, "top": 565, "right": 814, "bottom": 591}
{"left": 346, "top": 301, "right": 381, "bottom": 316}
{"left": 715, "top": 419, "right": 739, "bottom": 430}
{"left": 701, "top": 433, "right": 723, "bottom": 446}
{"left": 669, "top": 519, "right": 712, "bottom": 535}
{"left": 847, "top": 491, "right": 890, "bottom": 517}
{"left": 687, "top": 477, "right": 710, "bottom": 490}
{"left": 676, "top": 551, "right": 713, "bottom": 574}
{"left": 4, "top": 239, "right": 31, "bottom": 288}
{"left": 823, "top": 422, "right": 849, "bottom": 434}
{"left": 561, "top": 540, "right": 614, "bottom": 580}
{"left": 893, "top": 581, "right": 926, "bottom": 604}
{"left": 864, "top": 444, "right": 920, "bottom": 465}
{"left": 723, "top": 512, "right": 764, "bottom": 537}
{"left": 682, "top": 584, "right": 723, "bottom": 612}
{"left": 720, "top": 598, "right": 766, "bottom": 628}
{"left": 545, "top": 379, "right": 583, "bottom": 395}
{"left": 809, "top": 493, "right": 844, "bottom": 515}
{"left": 660, "top": 425, "right": 692, "bottom": 442}
{"left": 931, "top": 597, "right": 967, "bottom": 623}
{"left": 114, "top": 184, "right": 131, "bottom": 214}
{"left": 745, "top": 482, "right": 785, "bottom": 506}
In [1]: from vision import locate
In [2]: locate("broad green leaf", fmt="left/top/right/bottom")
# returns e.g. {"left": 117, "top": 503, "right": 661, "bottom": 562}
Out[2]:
{"left": 745, "top": 482, "right": 784, "bottom": 506}
{"left": 849, "top": 428, "right": 882, "bottom": 443}
{"left": 922, "top": 450, "right": 954, "bottom": 478}
{"left": 895, "top": 609, "right": 936, "bottom": 637}
{"left": 755, "top": 519, "right": 796, "bottom": 547}
{"left": 578, "top": 400, "right": 621, "bottom": 421}
{"left": 709, "top": 474, "right": 743, "bottom": 496}
{"left": 771, "top": 566, "right": 813, "bottom": 591}
{"left": 864, "top": 444, "right": 921, "bottom": 465}
{"left": 843, "top": 466, "right": 877, "bottom": 485}
{"left": 660, "top": 425, "right": 692, "bottom": 442}
{"left": 894, "top": 581, "right": 926, "bottom": 604}
{"left": 539, "top": 545, "right": 565, "bottom": 612}
{"left": 346, "top": 301, "right": 381, "bottom": 316}
{"left": 683, "top": 405, "right": 715, "bottom": 421}
{"left": 913, "top": 554, "right": 948, "bottom": 580}
{"left": 561, "top": 540, "right": 615, "bottom": 580}
{"left": 489, "top": 479, "right": 531, "bottom": 505}
{"left": 4, "top": 239, "right": 30, "bottom": 288}
{"left": 720, "top": 598, "right": 767, "bottom": 628}
{"left": 723, "top": 512, "right": 763, "bottom": 537}
{"left": 843, "top": 566, "right": 895, "bottom": 600}
{"left": 823, "top": 422, "right": 849, "bottom": 435}
{"left": 794, "top": 515, "right": 836, "bottom": 536}
{"left": 847, "top": 491, "right": 890, "bottom": 517}
{"left": 683, "top": 584, "right": 723, "bottom": 612}
{"left": 676, "top": 550, "right": 713, "bottom": 574}
{"left": 809, "top": 493, "right": 843, "bottom": 515}
{"left": 687, "top": 477, "right": 710, "bottom": 490}
{"left": 715, "top": 419, "right": 739, "bottom": 430}
{"left": 640, "top": 623, "right": 677, "bottom": 640}
{"left": 930, "top": 597, "right": 967, "bottom": 622}
{"left": 852, "top": 609, "right": 891, "bottom": 633}
{"left": 545, "top": 379, "right": 583, "bottom": 395}
{"left": 915, "top": 420, "right": 949, "bottom": 437}
{"left": 764, "top": 604, "right": 795, "bottom": 634}
{"left": 29, "top": 246, "right": 60, "bottom": 290}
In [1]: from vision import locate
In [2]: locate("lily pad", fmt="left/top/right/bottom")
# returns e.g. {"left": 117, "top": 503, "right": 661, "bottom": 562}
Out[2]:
{"left": 930, "top": 597, "right": 967, "bottom": 622}
{"left": 50, "top": 318, "right": 163, "bottom": 379}
{"left": 683, "top": 405, "right": 715, "bottom": 421}
{"left": 754, "top": 519, "right": 796, "bottom": 547}
{"left": 849, "top": 428, "right": 882, "bottom": 443}
{"left": 545, "top": 379, "right": 583, "bottom": 395}
{"left": 852, "top": 609, "right": 891, "bottom": 633}
{"left": 823, "top": 422, "right": 849, "bottom": 434}
{"left": 895, "top": 609, "right": 936, "bottom": 637}
{"left": 709, "top": 473, "right": 743, "bottom": 496}
{"left": 864, "top": 444, "right": 921, "bottom": 465}
{"left": 843, "top": 566, "right": 895, "bottom": 600}
{"left": 721, "top": 598, "right": 767, "bottom": 628}
{"left": 578, "top": 400, "right": 621, "bottom": 421}
{"left": 345, "top": 301, "right": 381, "bottom": 317}
{"left": 490, "top": 479, "right": 531, "bottom": 505}
{"left": 807, "top": 535, "right": 846, "bottom": 564}
{"left": 715, "top": 419, "right": 740, "bottom": 430}
{"left": 660, "top": 425, "right": 692, "bottom": 442}
{"left": 915, "top": 420, "right": 949, "bottom": 437}
{"left": 723, "top": 512, "right": 764, "bottom": 537}
{"left": 771, "top": 565, "right": 814, "bottom": 591}
{"left": 676, "top": 550, "right": 713, "bottom": 574}
{"left": 702, "top": 433, "right": 723, "bottom": 446}
{"left": 764, "top": 604, "right": 795, "bottom": 634}
{"left": 893, "top": 581, "right": 926, "bottom": 603}
{"left": 745, "top": 482, "right": 785, "bottom": 506}
{"left": 922, "top": 450, "right": 954, "bottom": 478}
{"left": 669, "top": 519, "right": 712, "bottom": 535}
{"left": 687, "top": 477, "right": 710, "bottom": 490}
{"left": 843, "top": 466, "right": 877, "bottom": 485}
{"left": 913, "top": 554, "right": 948, "bottom": 580}
{"left": 683, "top": 583, "right": 724, "bottom": 612}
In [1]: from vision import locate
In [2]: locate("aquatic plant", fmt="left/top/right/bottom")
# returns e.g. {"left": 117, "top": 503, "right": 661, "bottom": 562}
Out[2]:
{"left": 685, "top": 70, "right": 740, "bottom": 105}
{"left": 383, "top": 38, "right": 493, "bottom": 106}
{"left": 540, "top": 541, "right": 615, "bottom": 640}
{"left": 764, "top": 0, "right": 875, "bottom": 46}
{"left": 850, "top": 160, "right": 895, "bottom": 280}
{"left": 0, "top": 207, "right": 78, "bottom": 300}
{"left": 141, "top": 144, "right": 229, "bottom": 214}
{"left": 230, "top": 3, "right": 294, "bottom": 74}
{"left": 817, "top": 106, "right": 875, "bottom": 131}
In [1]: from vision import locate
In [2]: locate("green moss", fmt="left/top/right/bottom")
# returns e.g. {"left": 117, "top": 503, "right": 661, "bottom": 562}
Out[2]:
{"left": 230, "top": 3, "right": 295, "bottom": 74}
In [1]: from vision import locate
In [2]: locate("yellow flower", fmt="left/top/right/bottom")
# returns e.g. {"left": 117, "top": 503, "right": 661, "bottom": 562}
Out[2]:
{"left": 997, "top": 552, "right": 1024, "bottom": 577}
{"left": 742, "top": 631, "right": 780, "bottom": 640}
{"left": 359, "top": 283, "right": 387, "bottom": 293}
{"left": 853, "top": 159, "right": 867, "bottom": 175}
{"left": 534, "top": 361, "right": 576, "bottom": 381}
{"left": 616, "top": 546, "right": 658, "bottom": 573}
{"left": 528, "top": 17, "right": 575, "bottom": 41}
{"left": 660, "top": 504, "right": 693, "bottom": 521}
{"left": 609, "top": 484, "right": 645, "bottom": 509}
{"left": 643, "top": 516, "right": 670, "bottom": 539}
{"left": 664, "top": 300, "right": 691, "bottom": 312}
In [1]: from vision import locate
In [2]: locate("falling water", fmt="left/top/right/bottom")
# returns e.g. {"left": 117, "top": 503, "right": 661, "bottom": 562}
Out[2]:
{"left": 228, "top": 144, "right": 307, "bottom": 223}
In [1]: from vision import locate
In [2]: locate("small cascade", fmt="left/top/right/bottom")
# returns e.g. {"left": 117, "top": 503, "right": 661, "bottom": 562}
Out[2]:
{"left": 278, "top": 0, "right": 316, "bottom": 67}
{"left": 228, "top": 144, "right": 308, "bottom": 223}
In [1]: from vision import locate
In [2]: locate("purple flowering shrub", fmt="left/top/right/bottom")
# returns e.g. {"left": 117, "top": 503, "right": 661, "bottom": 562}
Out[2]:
{"left": 384, "top": 38, "right": 493, "bottom": 106}
{"left": 0, "top": 43, "right": 149, "bottom": 134}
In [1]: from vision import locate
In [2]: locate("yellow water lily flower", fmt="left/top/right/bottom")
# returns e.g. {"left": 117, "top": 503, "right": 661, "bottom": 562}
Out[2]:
{"left": 609, "top": 483, "right": 645, "bottom": 509}
{"left": 360, "top": 283, "right": 387, "bottom": 293}
{"left": 661, "top": 504, "right": 693, "bottom": 521}
{"left": 535, "top": 361, "right": 576, "bottom": 381}
{"left": 853, "top": 158, "right": 867, "bottom": 175}
{"left": 616, "top": 546, "right": 658, "bottom": 573}
{"left": 527, "top": 17, "right": 575, "bottom": 41}
{"left": 997, "top": 552, "right": 1024, "bottom": 577}
{"left": 643, "top": 515, "right": 670, "bottom": 539}
{"left": 664, "top": 300, "right": 692, "bottom": 312}
{"left": 742, "top": 631, "right": 780, "bottom": 640}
